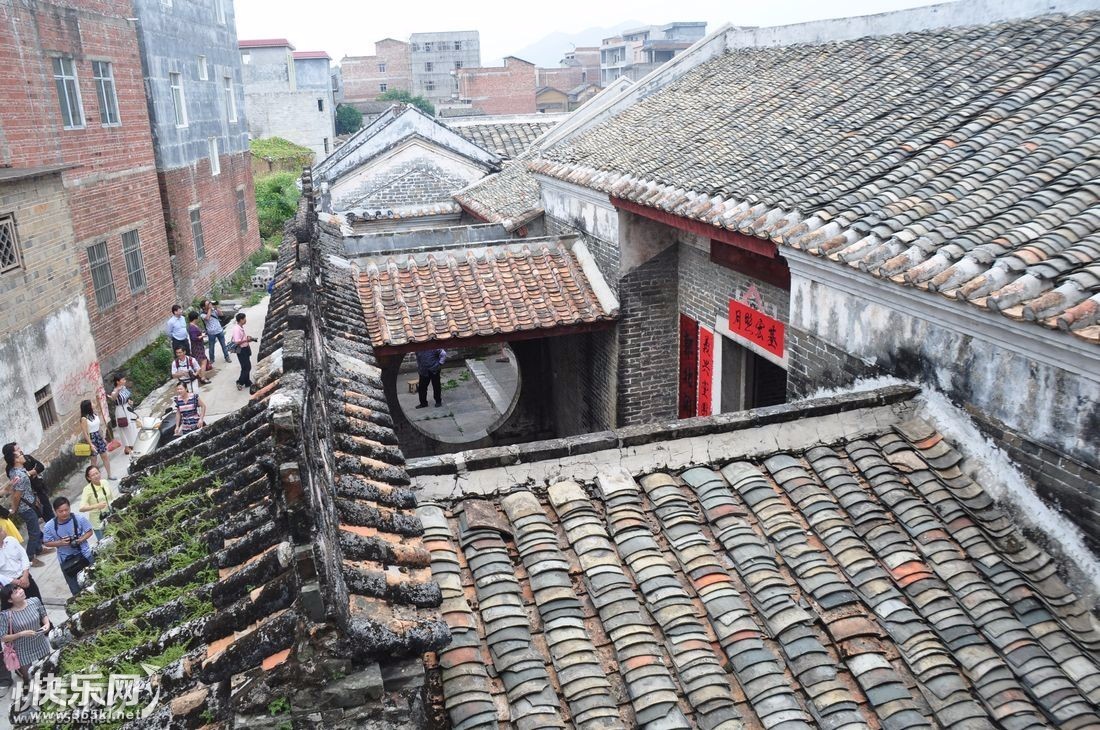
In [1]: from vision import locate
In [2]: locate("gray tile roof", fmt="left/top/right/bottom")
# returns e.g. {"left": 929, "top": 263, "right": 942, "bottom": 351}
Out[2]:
{"left": 447, "top": 119, "right": 561, "bottom": 159}
{"left": 532, "top": 12, "right": 1100, "bottom": 344}
{"left": 454, "top": 152, "right": 543, "bottom": 231}
{"left": 417, "top": 393, "right": 1100, "bottom": 728}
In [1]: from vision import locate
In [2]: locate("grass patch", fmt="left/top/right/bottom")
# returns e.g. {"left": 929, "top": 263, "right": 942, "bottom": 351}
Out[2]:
{"left": 206, "top": 245, "right": 279, "bottom": 305}
{"left": 116, "top": 335, "right": 175, "bottom": 406}
{"left": 250, "top": 137, "right": 313, "bottom": 166}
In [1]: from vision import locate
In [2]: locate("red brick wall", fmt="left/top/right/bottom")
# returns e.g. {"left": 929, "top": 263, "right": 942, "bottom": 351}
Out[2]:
{"left": 0, "top": 1, "right": 177, "bottom": 368}
{"left": 160, "top": 151, "right": 261, "bottom": 305}
{"left": 457, "top": 58, "right": 537, "bottom": 115}
{"left": 342, "top": 39, "right": 411, "bottom": 102}
{"left": 536, "top": 67, "right": 583, "bottom": 91}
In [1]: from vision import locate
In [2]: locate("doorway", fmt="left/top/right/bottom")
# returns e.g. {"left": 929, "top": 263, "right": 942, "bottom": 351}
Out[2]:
{"left": 720, "top": 336, "right": 787, "bottom": 412}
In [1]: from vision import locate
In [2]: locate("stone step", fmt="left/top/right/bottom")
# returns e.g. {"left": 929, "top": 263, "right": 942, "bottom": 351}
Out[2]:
{"left": 466, "top": 359, "right": 509, "bottom": 415}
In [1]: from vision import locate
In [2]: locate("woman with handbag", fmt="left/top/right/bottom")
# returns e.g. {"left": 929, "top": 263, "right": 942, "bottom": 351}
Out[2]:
{"left": 79, "top": 466, "right": 113, "bottom": 541}
{"left": 0, "top": 583, "right": 50, "bottom": 682}
{"left": 108, "top": 374, "right": 139, "bottom": 456}
{"left": 78, "top": 399, "right": 113, "bottom": 481}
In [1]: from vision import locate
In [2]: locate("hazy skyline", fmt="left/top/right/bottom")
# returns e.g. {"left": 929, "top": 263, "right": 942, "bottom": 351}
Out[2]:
{"left": 234, "top": 0, "right": 945, "bottom": 64}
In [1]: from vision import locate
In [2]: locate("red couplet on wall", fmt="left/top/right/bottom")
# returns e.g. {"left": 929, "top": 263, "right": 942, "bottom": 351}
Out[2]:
{"left": 678, "top": 314, "right": 699, "bottom": 419}
{"left": 697, "top": 326, "right": 714, "bottom": 416}
{"left": 728, "top": 299, "right": 785, "bottom": 359}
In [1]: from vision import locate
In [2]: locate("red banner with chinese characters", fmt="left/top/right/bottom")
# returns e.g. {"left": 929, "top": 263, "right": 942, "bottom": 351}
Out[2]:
{"left": 697, "top": 326, "right": 714, "bottom": 416}
{"left": 728, "top": 299, "right": 785, "bottom": 358}
{"left": 678, "top": 314, "right": 699, "bottom": 419}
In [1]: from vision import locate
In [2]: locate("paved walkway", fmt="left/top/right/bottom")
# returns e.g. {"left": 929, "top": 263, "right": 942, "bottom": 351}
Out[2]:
{"left": 0, "top": 296, "right": 268, "bottom": 720}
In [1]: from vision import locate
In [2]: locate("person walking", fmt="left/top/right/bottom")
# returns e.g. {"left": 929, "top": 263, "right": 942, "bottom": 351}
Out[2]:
{"left": 187, "top": 311, "right": 214, "bottom": 382}
{"left": 201, "top": 300, "right": 231, "bottom": 364}
{"left": 1, "top": 444, "right": 52, "bottom": 523}
{"left": 229, "top": 312, "right": 257, "bottom": 392}
{"left": 107, "top": 374, "right": 138, "bottom": 456}
{"left": 415, "top": 348, "right": 447, "bottom": 408}
{"left": 79, "top": 466, "right": 113, "bottom": 541}
{"left": 2, "top": 447, "right": 47, "bottom": 562}
{"left": 78, "top": 399, "right": 113, "bottom": 481}
{"left": 0, "top": 522, "right": 42, "bottom": 606}
{"left": 0, "top": 583, "right": 51, "bottom": 683}
{"left": 171, "top": 346, "right": 203, "bottom": 392}
{"left": 42, "top": 498, "right": 94, "bottom": 596}
{"left": 172, "top": 383, "right": 207, "bottom": 438}
{"left": 165, "top": 304, "right": 189, "bottom": 355}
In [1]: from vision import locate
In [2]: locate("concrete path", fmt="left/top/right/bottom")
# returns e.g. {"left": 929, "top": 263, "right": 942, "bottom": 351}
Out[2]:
{"left": 0, "top": 296, "right": 269, "bottom": 720}
{"left": 396, "top": 355, "right": 519, "bottom": 443}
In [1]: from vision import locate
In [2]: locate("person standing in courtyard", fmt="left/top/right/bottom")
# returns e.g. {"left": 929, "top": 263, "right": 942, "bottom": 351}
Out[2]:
{"left": 230, "top": 312, "right": 257, "bottom": 392}
{"left": 42, "top": 497, "right": 94, "bottom": 596}
{"left": 172, "top": 383, "right": 207, "bottom": 438}
{"left": 78, "top": 399, "right": 113, "bottom": 481}
{"left": 2, "top": 447, "right": 47, "bottom": 563}
{"left": 201, "top": 300, "right": 232, "bottom": 364}
{"left": 187, "top": 311, "right": 214, "bottom": 382}
{"left": 79, "top": 466, "right": 113, "bottom": 541}
{"left": 171, "top": 346, "right": 204, "bottom": 391}
{"left": 107, "top": 374, "right": 138, "bottom": 456}
{"left": 416, "top": 348, "right": 447, "bottom": 409}
{"left": 0, "top": 583, "right": 51, "bottom": 683}
{"left": 165, "top": 304, "right": 189, "bottom": 355}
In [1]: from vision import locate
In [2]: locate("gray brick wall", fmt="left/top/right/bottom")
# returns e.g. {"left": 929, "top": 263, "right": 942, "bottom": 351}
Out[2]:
{"left": 786, "top": 327, "right": 881, "bottom": 398}
{"left": 618, "top": 245, "right": 679, "bottom": 425}
{"left": 548, "top": 328, "right": 617, "bottom": 435}
{"left": 546, "top": 214, "right": 620, "bottom": 296}
{"left": 677, "top": 241, "right": 789, "bottom": 330}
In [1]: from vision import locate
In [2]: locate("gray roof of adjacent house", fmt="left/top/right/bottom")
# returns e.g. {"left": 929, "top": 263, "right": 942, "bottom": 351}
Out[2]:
{"left": 411, "top": 385, "right": 1100, "bottom": 729}
{"left": 454, "top": 152, "right": 544, "bottom": 231}
{"left": 444, "top": 114, "right": 568, "bottom": 160}
{"left": 532, "top": 12, "right": 1100, "bottom": 344}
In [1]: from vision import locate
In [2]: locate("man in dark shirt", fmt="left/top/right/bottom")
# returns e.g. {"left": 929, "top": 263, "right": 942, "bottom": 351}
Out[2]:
{"left": 415, "top": 348, "right": 447, "bottom": 408}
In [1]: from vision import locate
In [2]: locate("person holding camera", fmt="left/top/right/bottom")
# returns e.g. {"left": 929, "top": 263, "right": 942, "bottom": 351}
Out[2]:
{"left": 229, "top": 312, "right": 258, "bottom": 392}
{"left": 79, "top": 466, "right": 113, "bottom": 541}
{"left": 0, "top": 582, "right": 50, "bottom": 683}
{"left": 201, "top": 299, "right": 232, "bottom": 364}
{"left": 42, "top": 498, "right": 94, "bottom": 596}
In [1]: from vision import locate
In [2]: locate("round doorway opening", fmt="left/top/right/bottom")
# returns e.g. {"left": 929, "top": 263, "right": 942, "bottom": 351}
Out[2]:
{"left": 398, "top": 343, "right": 521, "bottom": 444}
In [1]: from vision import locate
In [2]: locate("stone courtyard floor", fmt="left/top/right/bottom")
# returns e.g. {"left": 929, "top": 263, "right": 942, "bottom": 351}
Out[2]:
{"left": 396, "top": 355, "right": 519, "bottom": 443}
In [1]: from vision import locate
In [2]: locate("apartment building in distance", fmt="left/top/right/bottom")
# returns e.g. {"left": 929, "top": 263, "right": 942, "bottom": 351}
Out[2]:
{"left": 409, "top": 31, "right": 481, "bottom": 106}
{"left": 600, "top": 22, "right": 706, "bottom": 84}
{"left": 240, "top": 39, "right": 336, "bottom": 159}
{"left": 457, "top": 57, "right": 536, "bottom": 115}
{"left": 134, "top": 0, "right": 259, "bottom": 306}
{"left": 341, "top": 38, "right": 412, "bottom": 108}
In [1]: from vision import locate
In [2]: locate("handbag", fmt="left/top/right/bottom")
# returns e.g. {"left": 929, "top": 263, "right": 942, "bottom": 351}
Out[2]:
{"left": 106, "top": 439, "right": 122, "bottom": 452}
{"left": 73, "top": 443, "right": 92, "bottom": 457}
{"left": 3, "top": 614, "right": 19, "bottom": 671}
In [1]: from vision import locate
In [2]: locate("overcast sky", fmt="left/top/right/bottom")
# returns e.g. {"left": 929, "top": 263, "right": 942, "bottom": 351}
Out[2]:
{"left": 234, "top": 0, "right": 945, "bottom": 64}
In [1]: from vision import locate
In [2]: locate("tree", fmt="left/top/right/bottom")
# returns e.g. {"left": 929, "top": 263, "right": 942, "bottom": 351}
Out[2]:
{"left": 377, "top": 89, "right": 435, "bottom": 116}
{"left": 254, "top": 172, "right": 301, "bottom": 240}
{"left": 335, "top": 104, "right": 363, "bottom": 135}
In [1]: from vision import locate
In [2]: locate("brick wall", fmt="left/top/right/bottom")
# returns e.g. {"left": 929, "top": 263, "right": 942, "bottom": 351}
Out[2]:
{"left": 160, "top": 150, "right": 260, "bottom": 305}
{"left": 342, "top": 40, "right": 411, "bottom": 102}
{"left": 617, "top": 244, "right": 679, "bottom": 425}
{"left": 548, "top": 328, "right": 617, "bottom": 435}
{"left": 545, "top": 215, "right": 620, "bottom": 296}
{"left": 457, "top": 58, "right": 537, "bottom": 115}
{"left": 785, "top": 327, "right": 882, "bottom": 398}
{"left": 536, "top": 67, "right": 584, "bottom": 91}
{"left": 677, "top": 238, "right": 789, "bottom": 331}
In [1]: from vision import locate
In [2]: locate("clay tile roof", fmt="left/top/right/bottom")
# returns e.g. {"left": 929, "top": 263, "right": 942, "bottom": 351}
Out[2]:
{"left": 292, "top": 51, "right": 331, "bottom": 60}
{"left": 238, "top": 38, "right": 294, "bottom": 49}
{"left": 412, "top": 386, "right": 1100, "bottom": 728}
{"left": 40, "top": 179, "right": 447, "bottom": 726}
{"left": 446, "top": 117, "right": 563, "bottom": 159}
{"left": 454, "top": 151, "right": 544, "bottom": 231}
{"left": 355, "top": 238, "right": 619, "bottom": 349}
{"left": 532, "top": 12, "right": 1100, "bottom": 344}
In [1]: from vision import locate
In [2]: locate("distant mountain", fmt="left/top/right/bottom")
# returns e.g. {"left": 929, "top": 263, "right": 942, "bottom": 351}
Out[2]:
{"left": 505, "top": 21, "right": 644, "bottom": 67}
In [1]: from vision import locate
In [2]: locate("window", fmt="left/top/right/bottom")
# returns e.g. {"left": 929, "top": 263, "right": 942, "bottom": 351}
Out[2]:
{"left": 323, "top": 137, "right": 329, "bottom": 153}
{"left": 411, "top": 43, "right": 419, "bottom": 52}
{"left": 455, "top": 61, "right": 462, "bottom": 70}
{"left": 121, "top": 229, "right": 146, "bottom": 293}
{"left": 198, "top": 55, "right": 208, "bottom": 80}
{"left": 190, "top": 208, "right": 205, "bottom": 259}
{"left": 425, "top": 62, "right": 433, "bottom": 72}
{"left": 52, "top": 56, "right": 84, "bottom": 129}
{"left": 169, "top": 72, "right": 187, "bottom": 126}
{"left": 92, "top": 61, "right": 120, "bottom": 126}
{"left": 35, "top": 386, "right": 57, "bottom": 431}
{"left": 214, "top": 0, "right": 226, "bottom": 24}
{"left": 425, "top": 80, "right": 435, "bottom": 91}
{"left": 208, "top": 137, "right": 220, "bottom": 176}
{"left": 241, "top": 51, "right": 251, "bottom": 65}
{"left": 317, "top": 98, "right": 324, "bottom": 112}
{"left": 223, "top": 76, "right": 236, "bottom": 122}
{"left": 86, "top": 240, "right": 116, "bottom": 309}
{"left": 0, "top": 215, "right": 22, "bottom": 273}
{"left": 378, "top": 63, "right": 386, "bottom": 73}
{"left": 379, "top": 83, "right": 387, "bottom": 92}
{"left": 423, "top": 42, "right": 432, "bottom": 52}
{"left": 454, "top": 41, "right": 462, "bottom": 51}
{"left": 236, "top": 188, "right": 248, "bottom": 232}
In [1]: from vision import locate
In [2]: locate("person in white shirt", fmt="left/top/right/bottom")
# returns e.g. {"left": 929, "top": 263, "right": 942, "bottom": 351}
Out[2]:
{"left": 0, "top": 522, "right": 40, "bottom": 608}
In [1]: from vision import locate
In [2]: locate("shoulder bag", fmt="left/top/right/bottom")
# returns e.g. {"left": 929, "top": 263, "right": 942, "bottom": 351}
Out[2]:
{"left": 58, "top": 519, "right": 90, "bottom": 578}
{"left": 3, "top": 613, "right": 20, "bottom": 671}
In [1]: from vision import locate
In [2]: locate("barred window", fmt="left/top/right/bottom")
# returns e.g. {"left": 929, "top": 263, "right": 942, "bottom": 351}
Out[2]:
{"left": 190, "top": 208, "right": 205, "bottom": 259}
{"left": 35, "top": 386, "right": 57, "bottom": 431}
{"left": 87, "top": 240, "right": 116, "bottom": 309}
{"left": 122, "top": 229, "right": 146, "bottom": 293}
{"left": 92, "top": 61, "right": 120, "bottom": 125}
{"left": 52, "top": 56, "right": 85, "bottom": 129}
{"left": 236, "top": 189, "right": 248, "bottom": 232}
{"left": 0, "top": 215, "right": 22, "bottom": 273}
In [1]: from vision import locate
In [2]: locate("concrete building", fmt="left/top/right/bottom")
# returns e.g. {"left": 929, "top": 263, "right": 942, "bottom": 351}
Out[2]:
{"left": 0, "top": 0, "right": 175, "bottom": 381}
{"left": 134, "top": 0, "right": 259, "bottom": 306}
{"left": 239, "top": 38, "right": 336, "bottom": 158}
{"left": 409, "top": 31, "right": 480, "bottom": 106}
{"left": 340, "top": 38, "right": 412, "bottom": 108}
{"left": 561, "top": 46, "right": 602, "bottom": 86}
{"left": 456, "top": 57, "right": 536, "bottom": 115}
{"left": 600, "top": 22, "right": 706, "bottom": 84}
